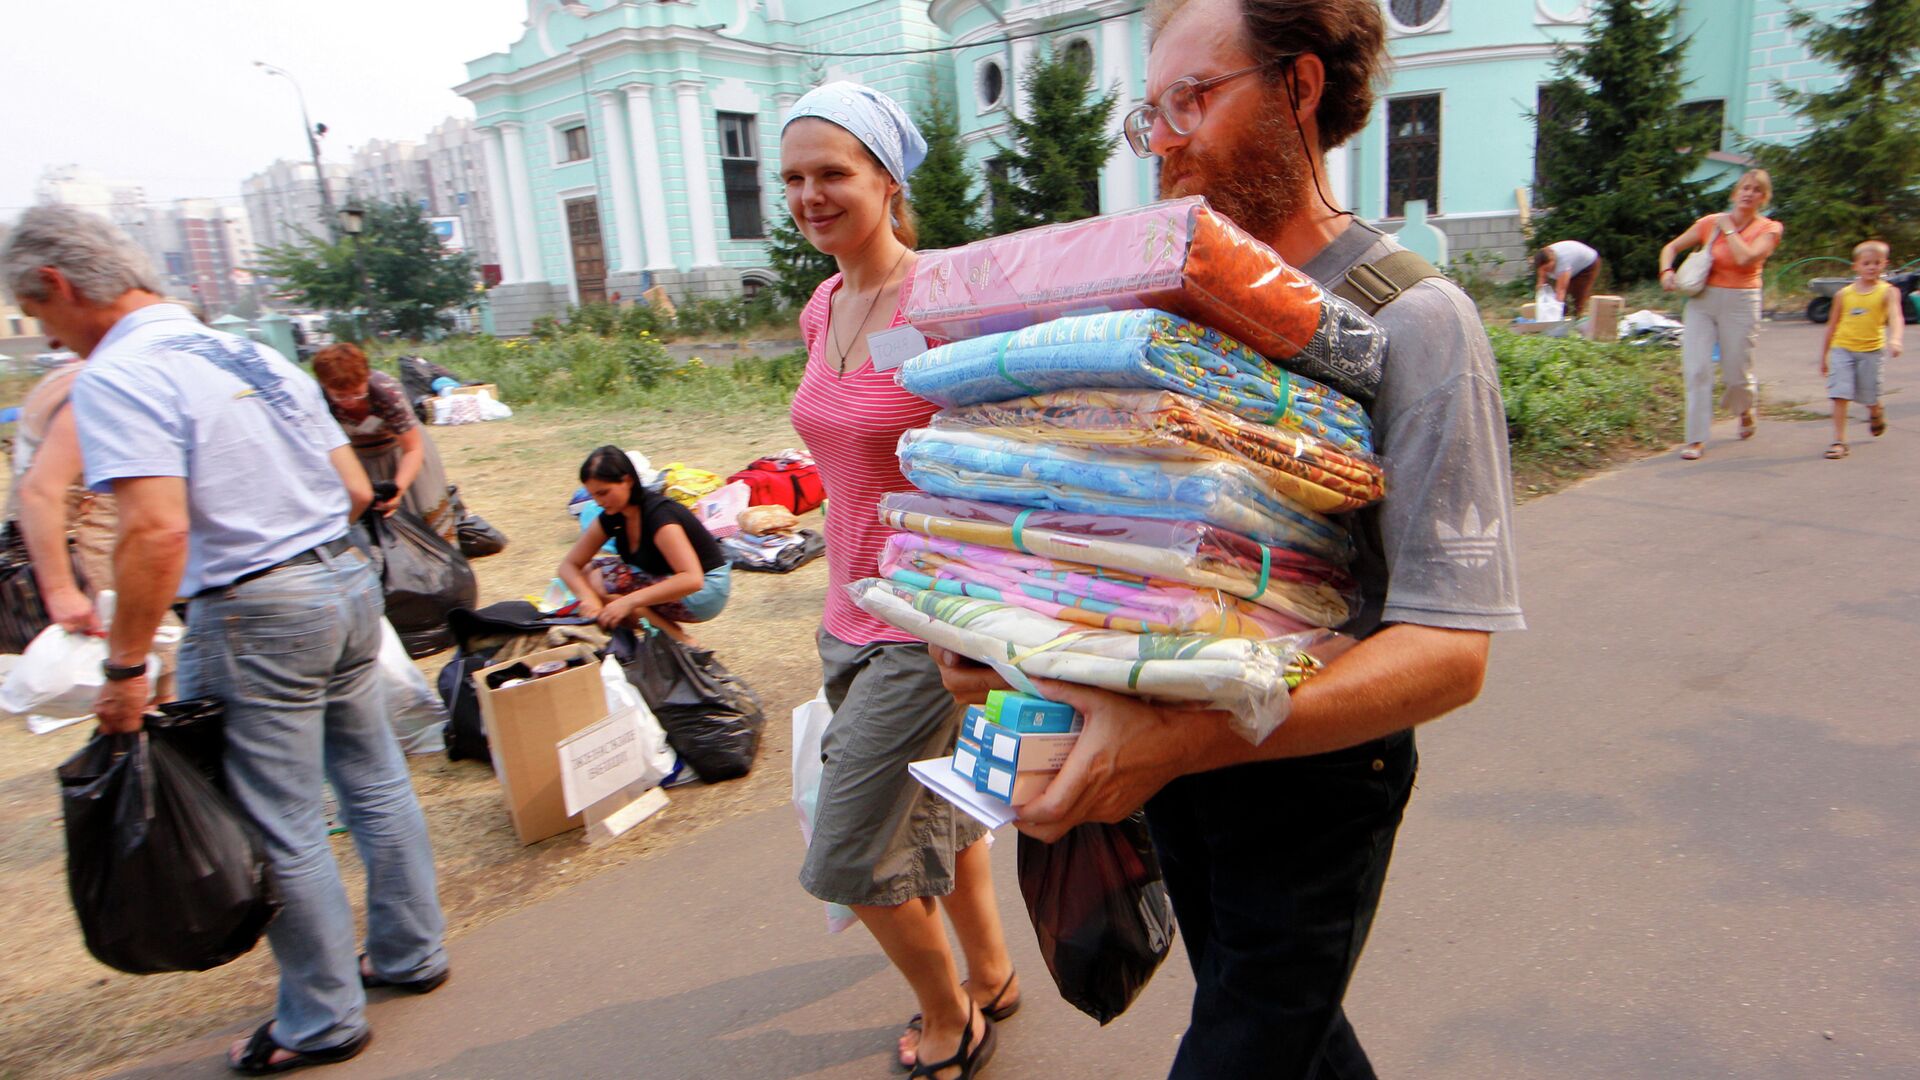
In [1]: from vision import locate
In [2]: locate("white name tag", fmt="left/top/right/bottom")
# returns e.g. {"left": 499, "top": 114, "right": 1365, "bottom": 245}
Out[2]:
{"left": 867, "top": 326, "right": 928, "bottom": 371}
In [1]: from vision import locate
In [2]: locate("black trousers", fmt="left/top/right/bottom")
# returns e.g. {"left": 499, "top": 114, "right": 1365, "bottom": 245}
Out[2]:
{"left": 1146, "top": 731, "right": 1418, "bottom": 1079}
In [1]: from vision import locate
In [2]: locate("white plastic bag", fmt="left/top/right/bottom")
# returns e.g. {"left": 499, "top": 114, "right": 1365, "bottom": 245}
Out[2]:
{"left": 792, "top": 690, "right": 858, "bottom": 933}
{"left": 599, "top": 655, "right": 677, "bottom": 786}
{"left": 473, "top": 389, "right": 513, "bottom": 421}
{"left": 1533, "top": 288, "right": 1565, "bottom": 323}
{"left": 379, "top": 619, "right": 447, "bottom": 755}
{"left": 0, "top": 591, "right": 165, "bottom": 718}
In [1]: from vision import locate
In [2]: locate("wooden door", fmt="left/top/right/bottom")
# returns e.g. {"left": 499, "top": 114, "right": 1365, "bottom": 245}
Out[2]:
{"left": 565, "top": 196, "right": 606, "bottom": 304}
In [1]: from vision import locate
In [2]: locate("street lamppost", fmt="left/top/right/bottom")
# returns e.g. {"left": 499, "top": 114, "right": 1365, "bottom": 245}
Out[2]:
{"left": 255, "top": 61, "right": 336, "bottom": 238}
{"left": 338, "top": 203, "right": 370, "bottom": 341}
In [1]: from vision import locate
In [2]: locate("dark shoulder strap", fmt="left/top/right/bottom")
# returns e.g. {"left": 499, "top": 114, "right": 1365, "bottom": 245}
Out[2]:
{"left": 1332, "top": 250, "right": 1444, "bottom": 315}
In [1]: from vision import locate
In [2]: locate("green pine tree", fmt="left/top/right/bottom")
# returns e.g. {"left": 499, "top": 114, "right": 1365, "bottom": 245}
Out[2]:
{"left": 987, "top": 48, "right": 1119, "bottom": 235}
{"left": 912, "top": 82, "right": 984, "bottom": 250}
{"left": 1530, "top": 0, "right": 1720, "bottom": 283}
{"left": 764, "top": 213, "right": 837, "bottom": 306}
{"left": 257, "top": 199, "right": 477, "bottom": 340}
{"left": 1750, "top": 0, "right": 1920, "bottom": 255}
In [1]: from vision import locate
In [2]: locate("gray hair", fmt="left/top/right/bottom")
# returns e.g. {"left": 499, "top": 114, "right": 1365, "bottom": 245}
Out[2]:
{"left": 1, "top": 204, "right": 163, "bottom": 305}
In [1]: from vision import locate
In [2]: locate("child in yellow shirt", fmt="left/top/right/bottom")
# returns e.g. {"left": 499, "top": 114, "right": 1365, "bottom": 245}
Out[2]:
{"left": 1819, "top": 240, "right": 1905, "bottom": 458}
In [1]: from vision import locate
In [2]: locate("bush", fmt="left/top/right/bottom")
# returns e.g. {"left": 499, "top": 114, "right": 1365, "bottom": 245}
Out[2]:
{"left": 1490, "top": 326, "right": 1682, "bottom": 471}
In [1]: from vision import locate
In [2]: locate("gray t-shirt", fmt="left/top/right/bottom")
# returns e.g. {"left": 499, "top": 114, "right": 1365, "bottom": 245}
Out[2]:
{"left": 1302, "top": 222, "right": 1525, "bottom": 637}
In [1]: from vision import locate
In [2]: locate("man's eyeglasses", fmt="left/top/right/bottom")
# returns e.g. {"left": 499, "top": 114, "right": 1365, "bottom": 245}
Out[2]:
{"left": 1121, "top": 57, "right": 1293, "bottom": 158}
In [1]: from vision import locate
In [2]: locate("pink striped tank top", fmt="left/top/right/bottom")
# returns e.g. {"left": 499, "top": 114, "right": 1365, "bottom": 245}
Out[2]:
{"left": 789, "top": 270, "right": 936, "bottom": 645}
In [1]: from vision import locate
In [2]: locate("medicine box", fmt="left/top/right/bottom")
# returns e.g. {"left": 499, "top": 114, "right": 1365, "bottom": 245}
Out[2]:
{"left": 979, "top": 726, "right": 1078, "bottom": 773}
{"left": 952, "top": 735, "right": 982, "bottom": 783}
{"left": 980, "top": 762, "right": 1052, "bottom": 806}
{"left": 984, "top": 690, "right": 1080, "bottom": 734}
{"left": 964, "top": 706, "right": 993, "bottom": 745}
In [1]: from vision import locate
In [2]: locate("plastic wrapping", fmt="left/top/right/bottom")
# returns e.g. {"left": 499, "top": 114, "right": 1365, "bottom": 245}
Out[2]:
{"left": 58, "top": 705, "right": 279, "bottom": 974}
{"left": 899, "top": 309, "right": 1372, "bottom": 454}
{"left": 849, "top": 577, "right": 1352, "bottom": 744}
{"left": 880, "top": 533, "right": 1333, "bottom": 636}
{"left": 877, "top": 492, "right": 1356, "bottom": 619}
{"left": 897, "top": 428, "right": 1351, "bottom": 564}
{"left": 1018, "top": 813, "right": 1174, "bottom": 1024}
{"left": 929, "top": 390, "right": 1383, "bottom": 515}
{"left": 906, "top": 196, "right": 1386, "bottom": 403}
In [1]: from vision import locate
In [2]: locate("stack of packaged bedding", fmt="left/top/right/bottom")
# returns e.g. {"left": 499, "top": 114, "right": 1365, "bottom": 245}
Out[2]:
{"left": 848, "top": 197, "right": 1388, "bottom": 760}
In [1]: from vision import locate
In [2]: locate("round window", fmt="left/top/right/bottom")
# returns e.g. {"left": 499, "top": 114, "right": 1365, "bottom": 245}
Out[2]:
{"left": 1062, "top": 39, "right": 1094, "bottom": 80}
{"left": 978, "top": 59, "right": 1006, "bottom": 110}
{"left": 1390, "top": 0, "right": 1446, "bottom": 29}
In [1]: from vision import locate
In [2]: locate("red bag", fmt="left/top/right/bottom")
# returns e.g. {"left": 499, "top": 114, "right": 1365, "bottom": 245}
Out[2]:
{"left": 728, "top": 457, "right": 825, "bottom": 515}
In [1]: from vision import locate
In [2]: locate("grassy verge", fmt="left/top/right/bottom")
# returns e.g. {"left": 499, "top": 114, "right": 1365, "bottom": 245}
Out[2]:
{"left": 374, "top": 333, "right": 805, "bottom": 415}
{"left": 1490, "top": 326, "right": 1684, "bottom": 498}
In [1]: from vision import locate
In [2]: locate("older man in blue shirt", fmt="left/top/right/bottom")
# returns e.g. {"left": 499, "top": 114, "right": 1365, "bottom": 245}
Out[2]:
{"left": 2, "top": 206, "right": 446, "bottom": 1075}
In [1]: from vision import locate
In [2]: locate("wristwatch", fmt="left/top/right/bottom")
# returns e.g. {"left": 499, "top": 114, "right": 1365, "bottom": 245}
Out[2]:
{"left": 102, "top": 660, "right": 148, "bottom": 682}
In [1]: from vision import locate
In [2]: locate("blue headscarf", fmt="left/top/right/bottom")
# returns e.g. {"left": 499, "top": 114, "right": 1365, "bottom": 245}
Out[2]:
{"left": 782, "top": 81, "right": 928, "bottom": 191}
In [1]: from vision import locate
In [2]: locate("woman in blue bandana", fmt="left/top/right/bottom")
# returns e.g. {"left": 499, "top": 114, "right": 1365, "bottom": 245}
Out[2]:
{"left": 783, "top": 82, "right": 1010, "bottom": 1080}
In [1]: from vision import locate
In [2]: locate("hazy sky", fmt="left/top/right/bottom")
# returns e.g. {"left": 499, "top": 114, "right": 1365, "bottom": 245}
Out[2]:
{"left": 1, "top": 0, "right": 531, "bottom": 215}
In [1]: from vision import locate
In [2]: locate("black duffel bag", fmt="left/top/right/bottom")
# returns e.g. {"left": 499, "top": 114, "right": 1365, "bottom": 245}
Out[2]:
{"left": 609, "top": 625, "right": 764, "bottom": 781}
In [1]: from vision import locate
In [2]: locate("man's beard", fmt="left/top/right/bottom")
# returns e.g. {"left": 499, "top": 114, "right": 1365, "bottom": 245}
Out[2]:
{"left": 1158, "top": 106, "right": 1311, "bottom": 242}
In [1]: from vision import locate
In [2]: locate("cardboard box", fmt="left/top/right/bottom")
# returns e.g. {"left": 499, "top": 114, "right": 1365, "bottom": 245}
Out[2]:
{"left": 984, "top": 690, "right": 1079, "bottom": 733}
{"left": 953, "top": 736, "right": 982, "bottom": 783}
{"left": 1587, "top": 295, "right": 1623, "bottom": 342}
{"left": 473, "top": 643, "right": 608, "bottom": 845}
{"left": 978, "top": 727, "right": 1078, "bottom": 773}
{"left": 980, "top": 762, "right": 1053, "bottom": 806}
{"left": 447, "top": 382, "right": 500, "bottom": 401}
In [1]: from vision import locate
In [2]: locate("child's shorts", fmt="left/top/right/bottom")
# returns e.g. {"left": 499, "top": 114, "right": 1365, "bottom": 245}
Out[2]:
{"left": 1827, "top": 348, "right": 1883, "bottom": 405}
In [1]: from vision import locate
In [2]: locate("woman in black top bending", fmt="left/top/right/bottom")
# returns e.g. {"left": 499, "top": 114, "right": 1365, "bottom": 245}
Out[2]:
{"left": 558, "top": 446, "right": 732, "bottom": 644}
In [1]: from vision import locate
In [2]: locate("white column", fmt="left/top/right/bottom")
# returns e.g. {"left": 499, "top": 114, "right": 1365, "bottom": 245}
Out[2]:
{"left": 477, "top": 127, "right": 523, "bottom": 282}
{"left": 1010, "top": 39, "right": 1038, "bottom": 119}
{"left": 624, "top": 84, "right": 677, "bottom": 270}
{"left": 1323, "top": 145, "right": 1352, "bottom": 210}
{"left": 1099, "top": 20, "right": 1138, "bottom": 211}
{"left": 673, "top": 81, "right": 722, "bottom": 267}
{"left": 497, "top": 122, "right": 544, "bottom": 282}
{"left": 595, "top": 92, "right": 645, "bottom": 274}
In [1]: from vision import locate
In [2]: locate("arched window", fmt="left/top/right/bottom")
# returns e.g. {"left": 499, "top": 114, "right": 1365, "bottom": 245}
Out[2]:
{"left": 1061, "top": 38, "right": 1094, "bottom": 81}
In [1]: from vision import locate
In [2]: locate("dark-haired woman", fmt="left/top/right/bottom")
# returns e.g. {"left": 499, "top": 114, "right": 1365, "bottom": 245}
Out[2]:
{"left": 556, "top": 445, "right": 731, "bottom": 642}
{"left": 783, "top": 82, "right": 1011, "bottom": 1080}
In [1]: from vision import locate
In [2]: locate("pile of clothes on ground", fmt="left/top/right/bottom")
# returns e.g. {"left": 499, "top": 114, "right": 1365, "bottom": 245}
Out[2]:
{"left": 852, "top": 196, "right": 1388, "bottom": 743}
{"left": 561, "top": 448, "right": 827, "bottom": 580}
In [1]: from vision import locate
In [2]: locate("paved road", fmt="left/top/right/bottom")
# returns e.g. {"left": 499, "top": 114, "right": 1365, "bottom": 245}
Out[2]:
{"left": 115, "top": 322, "right": 1919, "bottom": 1078}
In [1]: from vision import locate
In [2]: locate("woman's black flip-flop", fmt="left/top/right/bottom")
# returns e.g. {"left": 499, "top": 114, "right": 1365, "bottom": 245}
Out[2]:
{"left": 229, "top": 1022, "right": 371, "bottom": 1076}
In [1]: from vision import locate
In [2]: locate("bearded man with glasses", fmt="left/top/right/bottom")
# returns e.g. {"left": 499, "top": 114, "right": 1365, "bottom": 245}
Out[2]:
{"left": 935, "top": 0, "right": 1525, "bottom": 1075}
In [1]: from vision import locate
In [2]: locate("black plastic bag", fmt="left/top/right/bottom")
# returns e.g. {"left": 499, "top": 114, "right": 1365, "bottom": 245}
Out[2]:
{"left": 0, "top": 522, "right": 85, "bottom": 654}
{"left": 57, "top": 702, "right": 279, "bottom": 974}
{"left": 449, "top": 485, "right": 508, "bottom": 559}
{"left": 1017, "top": 812, "right": 1176, "bottom": 1024}
{"left": 610, "top": 626, "right": 764, "bottom": 781}
{"left": 358, "top": 508, "right": 477, "bottom": 659}
{"left": 436, "top": 650, "right": 495, "bottom": 765}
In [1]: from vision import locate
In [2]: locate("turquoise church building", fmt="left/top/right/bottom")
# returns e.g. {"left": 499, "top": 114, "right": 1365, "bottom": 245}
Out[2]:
{"left": 458, "top": 0, "right": 1855, "bottom": 332}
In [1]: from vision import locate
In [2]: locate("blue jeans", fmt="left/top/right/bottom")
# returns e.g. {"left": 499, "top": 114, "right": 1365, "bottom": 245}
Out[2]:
{"left": 179, "top": 547, "right": 446, "bottom": 1051}
{"left": 1147, "top": 731, "right": 1417, "bottom": 1079}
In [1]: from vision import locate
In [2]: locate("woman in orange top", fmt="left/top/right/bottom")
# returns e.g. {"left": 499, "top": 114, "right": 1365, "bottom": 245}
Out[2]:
{"left": 1657, "top": 169, "right": 1785, "bottom": 459}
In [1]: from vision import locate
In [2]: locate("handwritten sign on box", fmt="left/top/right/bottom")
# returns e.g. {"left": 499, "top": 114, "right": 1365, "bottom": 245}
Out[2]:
{"left": 557, "top": 708, "right": 652, "bottom": 816}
